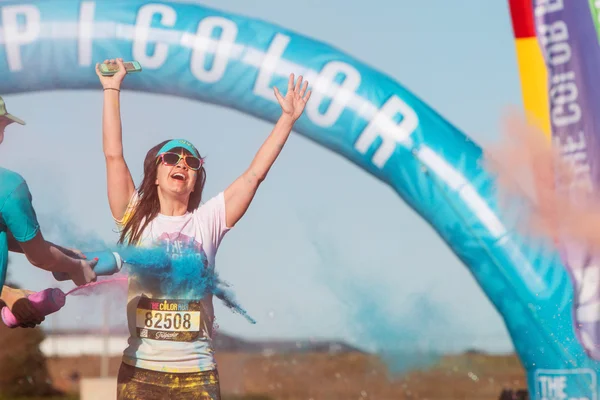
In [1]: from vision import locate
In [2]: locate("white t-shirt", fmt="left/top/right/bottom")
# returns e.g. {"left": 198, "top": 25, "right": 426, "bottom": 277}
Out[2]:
{"left": 117, "top": 191, "right": 230, "bottom": 373}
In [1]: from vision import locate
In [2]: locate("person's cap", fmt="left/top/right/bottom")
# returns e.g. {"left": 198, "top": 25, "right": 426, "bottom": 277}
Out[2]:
{"left": 0, "top": 96, "right": 25, "bottom": 125}
{"left": 157, "top": 139, "right": 200, "bottom": 158}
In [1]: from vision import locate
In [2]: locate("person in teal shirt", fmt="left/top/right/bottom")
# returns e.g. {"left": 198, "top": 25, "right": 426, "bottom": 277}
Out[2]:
{"left": 0, "top": 96, "right": 98, "bottom": 328}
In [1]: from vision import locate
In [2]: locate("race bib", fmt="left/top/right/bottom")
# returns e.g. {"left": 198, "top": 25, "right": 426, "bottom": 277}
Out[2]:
{"left": 135, "top": 297, "right": 205, "bottom": 342}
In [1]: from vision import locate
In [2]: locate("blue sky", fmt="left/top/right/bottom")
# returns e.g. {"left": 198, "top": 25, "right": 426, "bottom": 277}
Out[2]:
{"left": 2, "top": 0, "right": 522, "bottom": 353}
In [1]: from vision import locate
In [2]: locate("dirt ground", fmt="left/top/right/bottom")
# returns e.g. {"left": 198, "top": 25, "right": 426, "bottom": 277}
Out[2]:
{"left": 46, "top": 352, "right": 527, "bottom": 400}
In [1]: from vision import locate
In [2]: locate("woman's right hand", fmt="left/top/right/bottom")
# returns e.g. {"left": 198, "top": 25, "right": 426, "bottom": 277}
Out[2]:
{"left": 95, "top": 58, "right": 127, "bottom": 90}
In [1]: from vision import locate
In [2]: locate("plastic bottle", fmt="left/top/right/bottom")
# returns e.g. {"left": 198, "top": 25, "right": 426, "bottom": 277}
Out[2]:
{"left": 53, "top": 250, "right": 123, "bottom": 281}
{"left": 1, "top": 288, "right": 66, "bottom": 328}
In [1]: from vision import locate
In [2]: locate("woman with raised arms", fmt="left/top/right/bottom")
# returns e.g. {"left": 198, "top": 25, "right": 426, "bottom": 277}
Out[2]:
{"left": 96, "top": 58, "right": 311, "bottom": 400}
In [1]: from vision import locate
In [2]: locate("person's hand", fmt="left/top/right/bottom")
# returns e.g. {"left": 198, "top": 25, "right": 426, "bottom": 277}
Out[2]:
{"left": 60, "top": 246, "right": 87, "bottom": 260}
{"left": 48, "top": 242, "right": 87, "bottom": 260}
{"left": 1, "top": 287, "right": 44, "bottom": 328}
{"left": 274, "top": 74, "right": 312, "bottom": 121}
{"left": 95, "top": 58, "right": 127, "bottom": 90}
{"left": 67, "top": 258, "right": 98, "bottom": 286}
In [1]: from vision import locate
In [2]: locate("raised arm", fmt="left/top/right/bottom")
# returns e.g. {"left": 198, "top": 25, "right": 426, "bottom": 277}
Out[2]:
{"left": 224, "top": 74, "right": 311, "bottom": 227}
{"left": 95, "top": 58, "right": 135, "bottom": 221}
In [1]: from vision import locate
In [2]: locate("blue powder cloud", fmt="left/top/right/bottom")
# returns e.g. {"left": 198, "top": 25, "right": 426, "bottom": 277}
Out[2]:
{"left": 116, "top": 246, "right": 255, "bottom": 324}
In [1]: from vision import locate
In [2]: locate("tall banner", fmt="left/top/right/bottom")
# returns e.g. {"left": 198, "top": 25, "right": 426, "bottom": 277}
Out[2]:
{"left": 0, "top": 1, "right": 599, "bottom": 398}
{"left": 533, "top": 0, "right": 600, "bottom": 399}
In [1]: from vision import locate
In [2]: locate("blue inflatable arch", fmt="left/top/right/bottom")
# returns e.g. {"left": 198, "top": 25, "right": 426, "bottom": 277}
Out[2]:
{"left": 0, "top": 1, "right": 597, "bottom": 397}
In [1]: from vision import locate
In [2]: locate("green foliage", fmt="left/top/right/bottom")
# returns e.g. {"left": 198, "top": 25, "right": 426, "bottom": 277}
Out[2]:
{"left": 0, "top": 324, "right": 56, "bottom": 398}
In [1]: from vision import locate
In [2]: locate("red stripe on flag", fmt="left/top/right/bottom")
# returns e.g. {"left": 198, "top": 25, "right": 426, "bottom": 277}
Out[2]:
{"left": 508, "top": 0, "right": 536, "bottom": 38}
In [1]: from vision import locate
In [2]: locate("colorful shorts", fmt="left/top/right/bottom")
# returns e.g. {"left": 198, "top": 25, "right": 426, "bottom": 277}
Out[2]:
{"left": 117, "top": 362, "right": 221, "bottom": 400}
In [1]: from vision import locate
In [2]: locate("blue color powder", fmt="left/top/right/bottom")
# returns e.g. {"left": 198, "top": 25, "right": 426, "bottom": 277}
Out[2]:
{"left": 115, "top": 246, "right": 256, "bottom": 324}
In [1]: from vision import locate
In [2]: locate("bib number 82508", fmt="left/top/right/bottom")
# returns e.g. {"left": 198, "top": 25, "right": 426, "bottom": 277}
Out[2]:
{"left": 144, "top": 311, "right": 192, "bottom": 330}
{"left": 136, "top": 309, "right": 201, "bottom": 333}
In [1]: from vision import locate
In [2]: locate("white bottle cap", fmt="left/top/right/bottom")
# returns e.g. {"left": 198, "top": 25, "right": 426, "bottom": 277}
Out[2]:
{"left": 112, "top": 252, "right": 124, "bottom": 272}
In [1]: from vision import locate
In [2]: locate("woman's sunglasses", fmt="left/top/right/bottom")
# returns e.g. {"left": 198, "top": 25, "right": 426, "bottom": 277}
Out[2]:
{"left": 157, "top": 152, "right": 204, "bottom": 170}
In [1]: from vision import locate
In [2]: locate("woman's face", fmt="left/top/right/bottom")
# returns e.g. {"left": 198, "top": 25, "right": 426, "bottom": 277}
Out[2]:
{"left": 155, "top": 149, "right": 198, "bottom": 198}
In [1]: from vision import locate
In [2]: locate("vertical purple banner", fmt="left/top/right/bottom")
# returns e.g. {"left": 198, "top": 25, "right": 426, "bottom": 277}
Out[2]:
{"left": 534, "top": 0, "right": 600, "bottom": 360}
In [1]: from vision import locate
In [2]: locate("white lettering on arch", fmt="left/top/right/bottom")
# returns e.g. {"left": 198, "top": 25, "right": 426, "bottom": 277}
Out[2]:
{"left": 355, "top": 95, "right": 419, "bottom": 168}
{"left": 190, "top": 17, "right": 238, "bottom": 83}
{"left": 1, "top": 5, "right": 41, "bottom": 71}
{"left": 306, "top": 61, "right": 361, "bottom": 127}
{"left": 133, "top": 4, "right": 177, "bottom": 69}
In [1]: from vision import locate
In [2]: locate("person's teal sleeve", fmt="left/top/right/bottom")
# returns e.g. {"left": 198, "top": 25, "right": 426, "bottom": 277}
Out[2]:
{"left": 2, "top": 181, "right": 40, "bottom": 242}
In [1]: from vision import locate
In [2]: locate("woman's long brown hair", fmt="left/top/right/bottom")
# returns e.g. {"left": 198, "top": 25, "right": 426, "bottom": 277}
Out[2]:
{"left": 118, "top": 140, "right": 206, "bottom": 245}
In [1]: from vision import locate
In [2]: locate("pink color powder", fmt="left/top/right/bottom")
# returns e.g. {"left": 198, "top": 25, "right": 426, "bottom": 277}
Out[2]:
{"left": 66, "top": 276, "right": 129, "bottom": 296}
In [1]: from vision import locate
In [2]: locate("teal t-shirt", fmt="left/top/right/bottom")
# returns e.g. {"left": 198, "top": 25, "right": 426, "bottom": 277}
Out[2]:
{"left": 0, "top": 167, "right": 40, "bottom": 290}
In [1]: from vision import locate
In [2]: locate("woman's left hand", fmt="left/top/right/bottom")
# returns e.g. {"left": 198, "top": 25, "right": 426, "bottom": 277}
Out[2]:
{"left": 274, "top": 74, "right": 312, "bottom": 121}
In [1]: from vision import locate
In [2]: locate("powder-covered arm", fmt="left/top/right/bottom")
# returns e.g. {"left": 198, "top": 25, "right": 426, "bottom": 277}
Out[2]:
{"left": 223, "top": 74, "right": 311, "bottom": 228}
